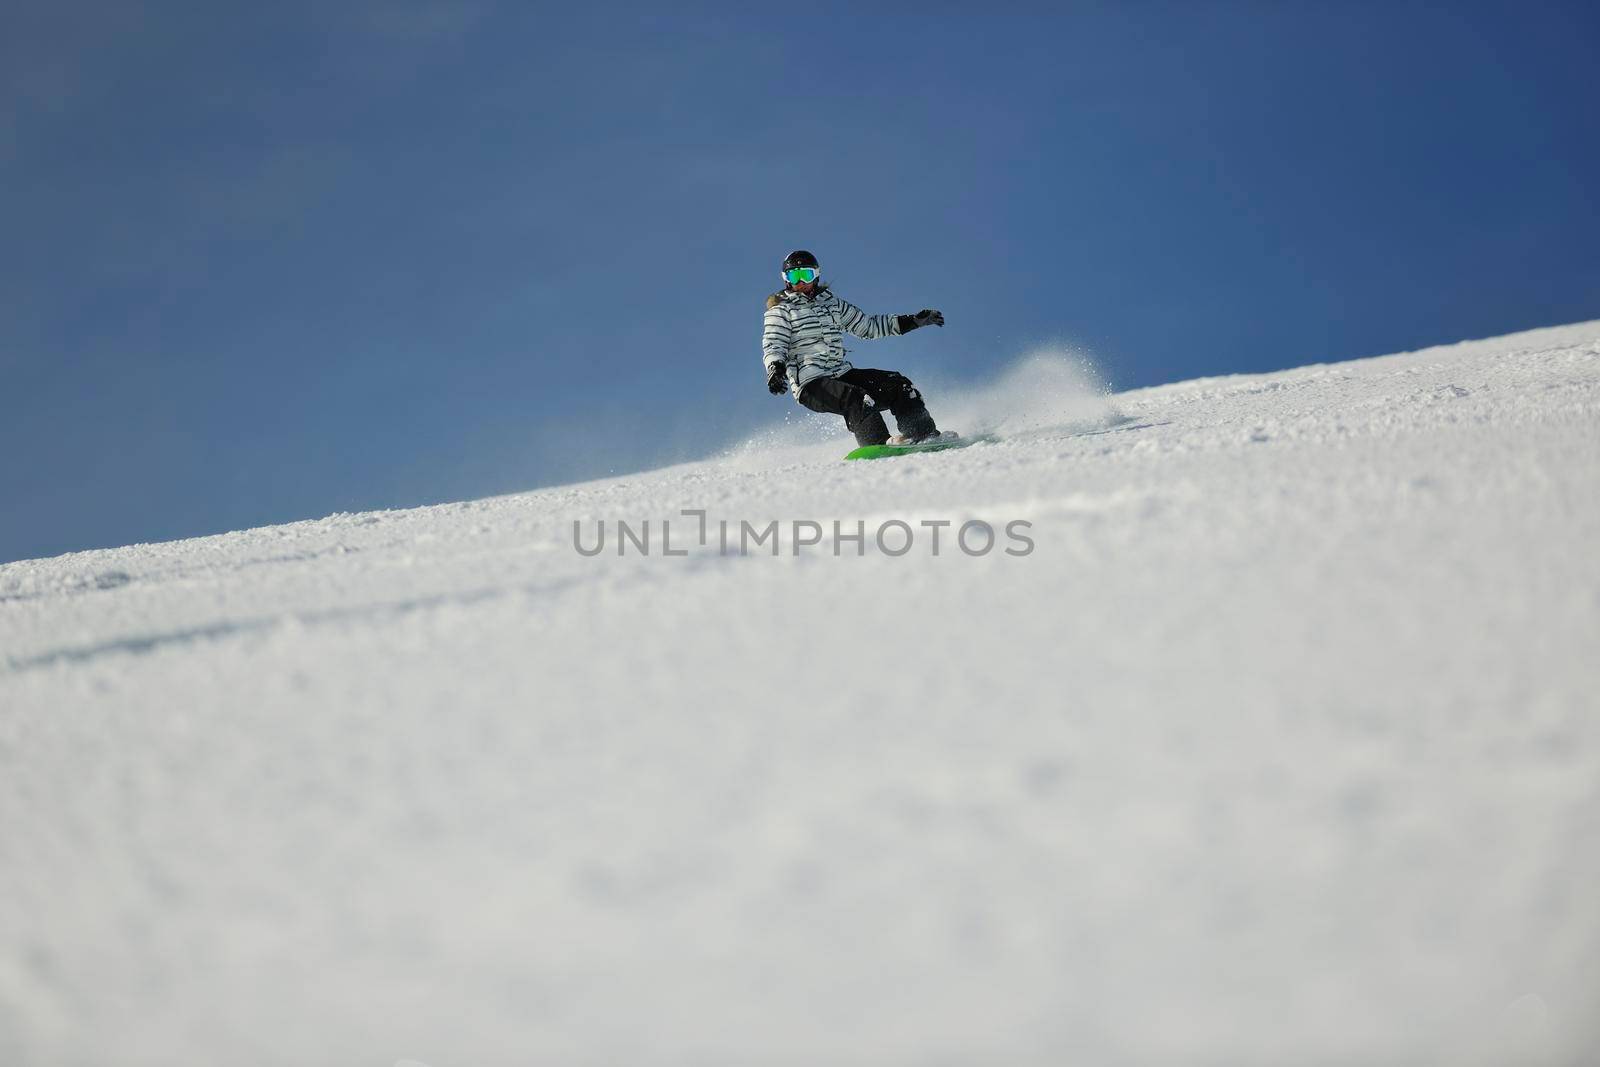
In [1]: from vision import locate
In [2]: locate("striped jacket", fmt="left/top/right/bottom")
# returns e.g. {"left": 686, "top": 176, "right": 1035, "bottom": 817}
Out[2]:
{"left": 762, "top": 285, "right": 903, "bottom": 397}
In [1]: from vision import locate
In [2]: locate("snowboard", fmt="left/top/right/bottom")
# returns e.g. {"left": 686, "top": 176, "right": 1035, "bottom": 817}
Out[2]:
{"left": 844, "top": 433, "right": 997, "bottom": 461}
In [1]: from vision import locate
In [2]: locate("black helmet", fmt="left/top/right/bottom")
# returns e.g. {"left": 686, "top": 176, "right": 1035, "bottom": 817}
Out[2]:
{"left": 782, "top": 249, "right": 819, "bottom": 272}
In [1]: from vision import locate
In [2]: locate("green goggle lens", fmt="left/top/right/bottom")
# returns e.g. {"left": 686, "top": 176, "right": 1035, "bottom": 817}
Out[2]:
{"left": 783, "top": 267, "right": 819, "bottom": 284}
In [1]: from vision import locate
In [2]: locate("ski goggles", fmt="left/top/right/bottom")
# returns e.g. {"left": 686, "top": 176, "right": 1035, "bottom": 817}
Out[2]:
{"left": 782, "top": 266, "right": 821, "bottom": 285}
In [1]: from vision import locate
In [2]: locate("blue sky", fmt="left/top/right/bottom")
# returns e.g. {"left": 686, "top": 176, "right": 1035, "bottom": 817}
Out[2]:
{"left": 4, "top": 2, "right": 1597, "bottom": 563}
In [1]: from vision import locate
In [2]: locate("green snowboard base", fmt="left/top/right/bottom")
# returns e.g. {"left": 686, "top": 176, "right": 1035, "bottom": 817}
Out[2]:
{"left": 844, "top": 433, "right": 997, "bottom": 461}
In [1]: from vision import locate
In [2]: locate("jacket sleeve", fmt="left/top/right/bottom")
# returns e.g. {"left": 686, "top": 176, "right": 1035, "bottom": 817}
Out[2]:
{"left": 762, "top": 302, "right": 793, "bottom": 369}
{"left": 835, "top": 297, "right": 903, "bottom": 341}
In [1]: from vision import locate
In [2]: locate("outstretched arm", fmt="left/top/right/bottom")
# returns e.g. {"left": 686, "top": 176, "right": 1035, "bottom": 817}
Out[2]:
{"left": 836, "top": 298, "right": 902, "bottom": 341}
{"left": 837, "top": 298, "right": 944, "bottom": 339}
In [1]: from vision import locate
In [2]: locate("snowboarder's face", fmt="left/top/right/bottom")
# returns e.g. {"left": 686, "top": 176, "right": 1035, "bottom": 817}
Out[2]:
{"left": 783, "top": 265, "right": 820, "bottom": 294}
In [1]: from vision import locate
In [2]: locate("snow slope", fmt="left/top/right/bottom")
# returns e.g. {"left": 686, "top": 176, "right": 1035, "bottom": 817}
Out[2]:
{"left": 3, "top": 322, "right": 1598, "bottom": 1066}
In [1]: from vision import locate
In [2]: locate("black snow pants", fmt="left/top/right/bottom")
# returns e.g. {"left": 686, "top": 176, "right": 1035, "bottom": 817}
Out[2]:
{"left": 797, "top": 368, "right": 938, "bottom": 447}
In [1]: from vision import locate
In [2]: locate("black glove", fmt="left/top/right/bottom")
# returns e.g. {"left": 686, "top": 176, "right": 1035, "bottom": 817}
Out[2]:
{"left": 766, "top": 362, "right": 789, "bottom": 395}
{"left": 897, "top": 309, "right": 945, "bottom": 332}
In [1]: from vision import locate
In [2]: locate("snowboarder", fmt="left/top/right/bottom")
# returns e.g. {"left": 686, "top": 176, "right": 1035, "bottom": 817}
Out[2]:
{"left": 762, "top": 250, "right": 950, "bottom": 447}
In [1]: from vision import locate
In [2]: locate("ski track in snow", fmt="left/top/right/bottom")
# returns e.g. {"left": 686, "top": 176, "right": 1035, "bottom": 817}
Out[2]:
{"left": 2, "top": 322, "right": 1599, "bottom": 1065}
